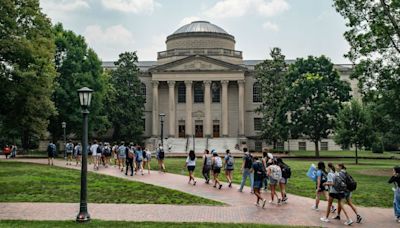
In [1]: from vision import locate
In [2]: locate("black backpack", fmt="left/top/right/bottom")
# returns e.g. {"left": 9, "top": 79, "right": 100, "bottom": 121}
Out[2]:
{"left": 158, "top": 149, "right": 165, "bottom": 159}
{"left": 333, "top": 172, "right": 347, "bottom": 193}
{"left": 344, "top": 172, "right": 357, "bottom": 192}
{"left": 244, "top": 154, "right": 253, "bottom": 169}
{"left": 255, "top": 162, "right": 266, "bottom": 179}
{"left": 280, "top": 163, "right": 292, "bottom": 179}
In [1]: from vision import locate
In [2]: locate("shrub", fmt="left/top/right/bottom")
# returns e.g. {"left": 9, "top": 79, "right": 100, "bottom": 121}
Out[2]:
{"left": 372, "top": 142, "right": 384, "bottom": 154}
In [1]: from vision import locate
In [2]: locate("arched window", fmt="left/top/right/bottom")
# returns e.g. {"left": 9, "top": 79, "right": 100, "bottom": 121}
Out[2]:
{"left": 253, "top": 82, "right": 262, "bottom": 103}
{"left": 211, "top": 82, "right": 220, "bottom": 103}
{"left": 177, "top": 82, "right": 186, "bottom": 103}
{"left": 141, "top": 82, "right": 146, "bottom": 103}
{"left": 194, "top": 82, "right": 204, "bottom": 103}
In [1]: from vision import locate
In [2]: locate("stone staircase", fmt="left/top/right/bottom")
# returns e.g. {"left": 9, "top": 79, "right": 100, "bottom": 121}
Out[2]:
{"left": 208, "top": 138, "right": 241, "bottom": 154}
{"left": 187, "top": 137, "right": 207, "bottom": 153}
{"left": 165, "top": 138, "right": 187, "bottom": 153}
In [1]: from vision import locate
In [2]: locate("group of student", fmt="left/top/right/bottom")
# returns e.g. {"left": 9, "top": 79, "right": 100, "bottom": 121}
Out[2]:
{"left": 2, "top": 144, "right": 17, "bottom": 159}
{"left": 184, "top": 148, "right": 292, "bottom": 209}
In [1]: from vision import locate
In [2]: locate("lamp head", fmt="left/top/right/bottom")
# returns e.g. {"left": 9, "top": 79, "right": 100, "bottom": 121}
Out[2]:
{"left": 61, "top": 122, "right": 66, "bottom": 128}
{"left": 159, "top": 113, "right": 166, "bottom": 121}
{"left": 77, "top": 87, "right": 93, "bottom": 108}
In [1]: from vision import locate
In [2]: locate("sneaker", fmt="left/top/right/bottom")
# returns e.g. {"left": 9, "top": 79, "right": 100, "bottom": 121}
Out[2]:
{"left": 344, "top": 219, "right": 353, "bottom": 226}
{"left": 262, "top": 199, "right": 267, "bottom": 208}
{"left": 228, "top": 182, "right": 232, "bottom": 188}
{"left": 332, "top": 215, "right": 341, "bottom": 220}
{"left": 320, "top": 217, "right": 330, "bottom": 223}
{"left": 356, "top": 214, "right": 362, "bottom": 223}
{"left": 237, "top": 188, "right": 243, "bottom": 192}
{"left": 255, "top": 202, "right": 260, "bottom": 207}
{"left": 219, "top": 184, "right": 223, "bottom": 189}
{"left": 311, "top": 205, "right": 319, "bottom": 211}
{"left": 282, "top": 196, "right": 288, "bottom": 202}
{"left": 269, "top": 200, "right": 273, "bottom": 204}
{"left": 213, "top": 185, "right": 217, "bottom": 188}
{"left": 193, "top": 181, "right": 197, "bottom": 186}
{"left": 330, "top": 206, "right": 337, "bottom": 213}
{"left": 277, "top": 199, "right": 282, "bottom": 205}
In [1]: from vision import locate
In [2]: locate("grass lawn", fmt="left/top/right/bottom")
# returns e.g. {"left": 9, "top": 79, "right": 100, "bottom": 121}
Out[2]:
{"left": 150, "top": 157, "right": 398, "bottom": 208}
{"left": 0, "top": 220, "right": 309, "bottom": 228}
{"left": 0, "top": 161, "right": 220, "bottom": 205}
{"left": 288, "top": 150, "right": 400, "bottom": 158}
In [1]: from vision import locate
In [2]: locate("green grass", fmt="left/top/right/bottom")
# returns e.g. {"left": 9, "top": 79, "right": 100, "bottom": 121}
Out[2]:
{"left": 288, "top": 150, "right": 400, "bottom": 158}
{"left": 0, "top": 220, "right": 309, "bottom": 228}
{"left": 0, "top": 161, "right": 221, "bottom": 205}
{"left": 151, "top": 158, "right": 398, "bottom": 208}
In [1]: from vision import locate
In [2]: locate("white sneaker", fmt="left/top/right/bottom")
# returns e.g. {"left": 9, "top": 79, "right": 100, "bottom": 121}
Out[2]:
{"left": 320, "top": 217, "right": 329, "bottom": 223}
{"left": 344, "top": 219, "right": 353, "bottom": 226}
{"left": 254, "top": 202, "right": 260, "bottom": 207}
{"left": 311, "top": 205, "right": 319, "bottom": 211}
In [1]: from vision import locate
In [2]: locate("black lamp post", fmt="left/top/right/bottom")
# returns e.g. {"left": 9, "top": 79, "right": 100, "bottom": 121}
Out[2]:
{"left": 76, "top": 87, "right": 93, "bottom": 223}
{"left": 62, "top": 121, "right": 66, "bottom": 158}
{"left": 159, "top": 113, "right": 165, "bottom": 147}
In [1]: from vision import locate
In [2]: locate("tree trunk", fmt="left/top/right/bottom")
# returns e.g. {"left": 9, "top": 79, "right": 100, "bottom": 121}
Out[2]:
{"left": 21, "top": 130, "right": 30, "bottom": 153}
{"left": 315, "top": 141, "right": 319, "bottom": 158}
{"left": 355, "top": 144, "right": 358, "bottom": 165}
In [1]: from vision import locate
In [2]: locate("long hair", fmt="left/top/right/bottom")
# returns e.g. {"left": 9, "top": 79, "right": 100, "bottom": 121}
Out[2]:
{"left": 338, "top": 163, "right": 346, "bottom": 170}
{"left": 317, "top": 161, "right": 327, "bottom": 173}
{"left": 328, "top": 162, "right": 335, "bottom": 172}
{"left": 189, "top": 150, "right": 196, "bottom": 161}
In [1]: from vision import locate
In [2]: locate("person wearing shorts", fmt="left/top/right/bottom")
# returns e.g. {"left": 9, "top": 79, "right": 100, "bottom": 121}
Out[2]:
{"left": 267, "top": 159, "right": 282, "bottom": 203}
{"left": 253, "top": 156, "right": 267, "bottom": 208}
{"left": 212, "top": 152, "right": 223, "bottom": 189}
{"left": 47, "top": 141, "right": 56, "bottom": 166}
{"left": 74, "top": 142, "right": 81, "bottom": 166}
{"left": 117, "top": 142, "right": 126, "bottom": 172}
{"left": 224, "top": 149, "right": 234, "bottom": 188}
{"left": 143, "top": 148, "right": 152, "bottom": 174}
{"left": 185, "top": 150, "right": 197, "bottom": 185}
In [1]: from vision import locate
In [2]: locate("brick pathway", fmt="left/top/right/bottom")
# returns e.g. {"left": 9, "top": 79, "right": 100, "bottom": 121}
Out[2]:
{"left": 0, "top": 158, "right": 396, "bottom": 227}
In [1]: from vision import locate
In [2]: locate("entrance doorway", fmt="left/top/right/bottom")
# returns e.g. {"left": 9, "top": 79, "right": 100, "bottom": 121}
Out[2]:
{"left": 213, "top": 124, "right": 220, "bottom": 138}
{"left": 178, "top": 125, "right": 185, "bottom": 138}
{"left": 195, "top": 125, "right": 203, "bottom": 138}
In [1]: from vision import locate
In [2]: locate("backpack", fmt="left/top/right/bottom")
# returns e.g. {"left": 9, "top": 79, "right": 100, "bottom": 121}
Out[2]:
{"left": 270, "top": 165, "right": 282, "bottom": 181}
{"left": 51, "top": 143, "right": 56, "bottom": 153}
{"left": 333, "top": 172, "right": 347, "bottom": 193}
{"left": 280, "top": 163, "right": 291, "bottom": 179}
{"left": 343, "top": 172, "right": 357, "bottom": 192}
{"left": 66, "top": 143, "right": 73, "bottom": 153}
{"left": 255, "top": 162, "right": 267, "bottom": 179}
{"left": 142, "top": 150, "right": 147, "bottom": 160}
{"left": 103, "top": 147, "right": 111, "bottom": 156}
{"left": 118, "top": 146, "right": 126, "bottom": 156}
{"left": 136, "top": 150, "right": 143, "bottom": 162}
{"left": 244, "top": 153, "right": 253, "bottom": 169}
{"left": 158, "top": 148, "right": 165, "bottom": 159}
{"left": 226, "top": 155, "right": 234, "bottom": 169}
{"left": 215, "top": 157, "right": 223, "bottom": 168}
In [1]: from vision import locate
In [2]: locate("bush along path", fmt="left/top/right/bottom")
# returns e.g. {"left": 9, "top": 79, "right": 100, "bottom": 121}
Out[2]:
{"left": 0, "top": 158, "right": 395, "bottom": 228}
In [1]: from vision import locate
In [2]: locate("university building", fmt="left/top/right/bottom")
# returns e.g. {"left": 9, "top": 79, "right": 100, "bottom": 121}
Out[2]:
{"left": 103, "top": 21, "right": 359, "bottom": 153}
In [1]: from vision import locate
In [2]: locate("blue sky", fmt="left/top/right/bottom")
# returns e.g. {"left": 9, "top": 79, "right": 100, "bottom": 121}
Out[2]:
{"left": 40, "top": 0, "right": 351, "bottom": 63}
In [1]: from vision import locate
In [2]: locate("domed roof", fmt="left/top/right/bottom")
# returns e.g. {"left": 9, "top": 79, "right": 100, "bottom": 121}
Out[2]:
{"left": 172, "top": 21, "right": 229, "bottom": 35}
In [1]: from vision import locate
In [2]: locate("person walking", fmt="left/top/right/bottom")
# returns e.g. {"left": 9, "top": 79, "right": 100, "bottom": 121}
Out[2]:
{"left": 212, "top": 152, "right": 223, "bottom": 189}
{"left": 74, "top": 142, "right": 81, "bottom": 166}
{"left": 11, "top": 144, "right": 17, "bottom": 158}
{"left": 238, "top": 148, "right": 254, "bottom": 193}
{"left": 253, "top": 156, "right": 267, "bottom": 208}
{"left": 65, "top": 140, "right": 74, "bottom": 166}
{"left": 90, "top": 140, "right": 99, "bottom": 170}
{"left": 277, "top": 158, "right": 290, "bottom": 202}
{"left": 267, "top": 158, "right": 282, "bottom": 204}
{"left": 320, "top": 162, "right": 339, "bottom": 223}
{"left": 135, "top": 146, "right": 144, "bottom": 175}
{"left": 112, "top": 143, "right": 119, "bottom": 167}
{"left": 126, "top": 143, "right": 134, "bottom": 176}
{"left": 102, "top": 143, "right": 112, "bottom": 168}
{"left": 389, "top": 166, "right": 400, "bottom": 223}
{"left": 185, "top": 150, "right": 197, "bottom": 185}
{"left": 202, "top": 149, "right": 212, "bottom": 184}
{"left": 156, "top": 145, "right": 166, "bottom": 172}
{"left": 117, "top": 142, "right": 126, "bottom": 172}
{"left": 143, "top": 148, "right": 152, "bottom": 174}
{"left": 47, "top": 141, "right": 56, "bottom": 166}
{"left": 312, "top": 161, "right": 329, "bottom": 211}
{"left": 224, "top": 149, "right": 234, "bottom": 188}
{"left": 95, "top": 142, "right": 103, "bottom": 170}
{"left": 261, "top": 151, "right": 270, "bottom": 191}
{"left": 3, "top": 145, "right": 11, "bottom": 159}
{"left": 336, "top": 163, "right": 362, "bottom": 223}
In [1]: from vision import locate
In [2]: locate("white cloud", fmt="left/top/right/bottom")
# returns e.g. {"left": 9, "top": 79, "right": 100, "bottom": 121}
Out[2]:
{"left": 137, "top": 34, "right": 166, "bottom": 60}
{"left": 83, "top": 25, "right": 135, "bottom": 60}
{"left": 41, "top": 0, "right": 90, "bottom": 12}
{"left": 262, "top": 21, "right": 279, "bottom": 31}
{"left": 178, "top": 16, "right": 202, "bottom": 27}
{"left": 101, "top": 0, "right": 159, "bottom": 14}
{"left": 205, "top": 0, "right": 289, "bottom": 19}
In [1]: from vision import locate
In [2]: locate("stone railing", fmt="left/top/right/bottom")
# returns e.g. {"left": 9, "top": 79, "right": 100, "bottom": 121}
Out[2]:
{"left": 158, "top": 48, "right": 242, "bottom": 59}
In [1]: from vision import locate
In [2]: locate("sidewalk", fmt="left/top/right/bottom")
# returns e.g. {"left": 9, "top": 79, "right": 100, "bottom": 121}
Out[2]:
{"left": 0, "top": 158, "right": 395, "bottom": 227}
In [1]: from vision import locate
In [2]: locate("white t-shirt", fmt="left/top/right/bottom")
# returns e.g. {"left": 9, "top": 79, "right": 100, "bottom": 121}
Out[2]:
{"left": 186, "top": 156, "right": 196, "bottom": 166}
{"left": 90, "top": 144, "right": 99, "bottom": 156}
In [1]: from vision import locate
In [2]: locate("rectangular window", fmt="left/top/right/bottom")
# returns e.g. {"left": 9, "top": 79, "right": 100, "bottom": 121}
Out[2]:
{"left": 255, "top": 141, "right": 263, "bottom": 152}
{"left": 298, "top": 142, "right": 306, "bottom": 151}
{"left": 321, "top": 142, "right": 328, "bottom": 151}
{"left": 178, "top": 84, "right": 186, "bottom": 103}
{"left": 254, "top": 118, "right": 262, "bottom": 131}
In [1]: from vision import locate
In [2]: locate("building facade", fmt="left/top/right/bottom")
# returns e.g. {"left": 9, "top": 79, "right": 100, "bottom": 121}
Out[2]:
{"left": 103, "top": 21, "right": 359, "bottom": 152}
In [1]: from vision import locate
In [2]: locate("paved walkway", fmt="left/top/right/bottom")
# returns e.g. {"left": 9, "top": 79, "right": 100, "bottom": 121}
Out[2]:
{"left": 0, "top": 158, "right": 395, "bottom": 227}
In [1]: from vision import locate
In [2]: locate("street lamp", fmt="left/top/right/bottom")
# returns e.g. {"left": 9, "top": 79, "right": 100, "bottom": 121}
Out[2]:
{"left": 159, "top": 113, "right": 166, "bottom": 147}
{"left": 76, "top": 87, "right": 93, "bottom": 223}
{"left": 62, "top": 121, "right": 66, "bottom": 158}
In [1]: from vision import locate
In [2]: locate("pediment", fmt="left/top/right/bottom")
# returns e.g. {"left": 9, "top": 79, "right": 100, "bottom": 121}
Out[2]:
{"left": 149, "top": 55, "right": 246, "bottom": 72}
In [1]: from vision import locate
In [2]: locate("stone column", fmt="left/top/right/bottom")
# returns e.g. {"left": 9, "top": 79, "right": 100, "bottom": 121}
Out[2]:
{"left": 185, "top": 81, "right": 193, "bottom": 137}
{"left": 152, "top": 81, "right": 159, "bottom": 137}
{"left": 168, "top": 81, "right": 176, "bottom": 137}
{"left": 221, "top": 80, "right": 229, "bottom": 137}
{"left": 238, "top": 80, "right": 245, "bottom": 137}
{"left": 204, "top": 80, "right": 212, "bottom": 138}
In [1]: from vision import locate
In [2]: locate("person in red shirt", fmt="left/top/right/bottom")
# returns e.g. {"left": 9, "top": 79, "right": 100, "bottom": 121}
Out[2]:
{"left": 3, "top": 145, "right": 11, "bottom": 159}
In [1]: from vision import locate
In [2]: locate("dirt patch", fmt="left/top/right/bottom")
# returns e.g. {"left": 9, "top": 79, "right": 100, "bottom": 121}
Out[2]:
{"left": 356, "top": 168, "right": 393, "bottom": 177}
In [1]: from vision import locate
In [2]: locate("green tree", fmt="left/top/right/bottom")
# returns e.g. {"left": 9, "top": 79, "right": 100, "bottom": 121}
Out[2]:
{"left": 255, "top": 48, "right": 289, "bottom": 148}
{"left": 285, "top": 56, "right": 351, "bottom": 157}
{"left": 0, "top": 0, "right": 56, "bottom": 150}
{"left": 108, "top": 52, "right": 145, "bottom": 142}
{"left": 334, "top": 99, "right": 374, "bottom": 164}
{"left": 333, "top": 0, "right": 400, "bottom": 148}
{"left": 49, "top": 23, "right": 110, "bottom": 141}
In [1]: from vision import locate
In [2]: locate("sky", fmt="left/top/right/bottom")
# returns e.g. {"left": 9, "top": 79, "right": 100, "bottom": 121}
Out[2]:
{"left": 40, "top": 0, "right": 351, "bottom": 63}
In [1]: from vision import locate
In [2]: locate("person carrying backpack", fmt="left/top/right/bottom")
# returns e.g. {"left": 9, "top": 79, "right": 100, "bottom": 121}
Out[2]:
{"left": 185, "top": 150, "right": 197, "bottom": 185}
{"left": 125, "top": 143, "right": 134, "bottom": 176}
{"left": 389, "top": 165, "right": 400, "bottom": 223}
{"left": 224, "top": 149, "right": 234, "bottom": 188}
{"left": 267, "top": 158, "right": 282, "bottom": 204}
{"left": 65, "top": 140, "right": 74, "bottom": 166}
{"left": 320, "top": 163, "right": 342, "bottom": 224}
{"left": 47, "top": 141, "right": 56, "bottom": 166}
{"left": 102, "top": 143, "right": 112, "bottom": 168}
{"left": 117, "top": 142, "right": 126, "bottom": 172}
{"left": 212, "top": 152, "right": 223, "bottom": 189}
{"left": 156, "top": 145, "right": 166, "bottom": 172}
{"left": 238, "top": 148, "right": 254, "bottom": 193}
{"left": 312, "top": 161, "right": 329, "bottom": 211}
{"left": 143, "top": 148, "right": 152, "bottom": 174}
{"left": 135, "top": 145, "right": 144, "bottom": 175}
{"left": 74, "top": 142, "right": 81, "bottom": 166}
{"left": 277, "top": 158, "right": 290, "bottom": 202}
{"left": 253, "top": 156, "right": 267, "bottom": 208}
{"left": 336, "top": 163, "right": 362, "bottom": 224}
{"left": 202, "top": 149, "right": 212, "bottom": 184}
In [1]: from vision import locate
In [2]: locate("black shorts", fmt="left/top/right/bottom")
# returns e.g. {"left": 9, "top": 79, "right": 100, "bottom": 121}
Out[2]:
{"left": 187, "top": 166, "right": 195, "bottom": 172}
{"left": 329, "top": 192, "right": 345, "bottom": 200}
{"left": 213, "top": 168, "right": 221, "bottom": 174}
{"left": 48, "top": 152, "right": 55, "bottom": 158}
